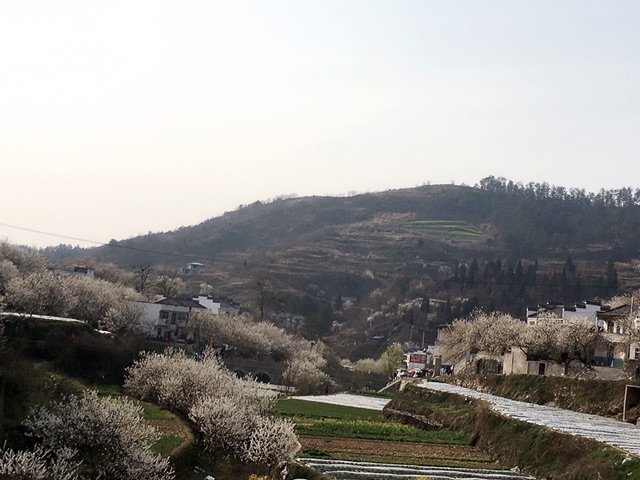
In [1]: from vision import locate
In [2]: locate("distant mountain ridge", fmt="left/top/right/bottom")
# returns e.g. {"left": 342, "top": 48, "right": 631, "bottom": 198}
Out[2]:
{"left": 56, "top": 180, "right": 640, "bottom": 266}
{"left": 45, "top": 180, "right": 640, "bottom": 358}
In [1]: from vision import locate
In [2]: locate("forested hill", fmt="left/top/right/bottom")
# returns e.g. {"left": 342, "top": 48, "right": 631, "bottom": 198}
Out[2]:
{"left": 50, "top": 177, "right": 640, "bottom": 265}
{"left": 45, "top": 178, "right": 640, "bottom": 359}
{"left": 475, "top": 176, "right": 640, "bottom": 259}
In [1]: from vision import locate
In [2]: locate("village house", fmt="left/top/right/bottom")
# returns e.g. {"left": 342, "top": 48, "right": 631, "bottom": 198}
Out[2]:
{"left": 526, "top": 300, "right": 602, "bottom": 325}
{"left": 131, "top": 294, "right": 241, "bottom": 341}
{"left": 132, "top": 297, "right": 206, "bottom": 341}
{"left": 52, "top": 266, "right": 96, "bottom": 279}
{"left": 192, "top": 295, "right": 240, "bottom": 315}
{"left": 595, "top": 304, "right": 640, "bottom": 367}
{"left": 433, "top": 299, "right": 640, "bottom": 377}
{"left": 180, "top": 262, "right": 205, "bottom": 275}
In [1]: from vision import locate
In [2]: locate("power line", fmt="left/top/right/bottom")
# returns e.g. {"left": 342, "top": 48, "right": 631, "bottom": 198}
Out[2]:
{"left": 0, "top": 221, "right": 216, "bottom": 263}
{"left": 0, "top": 222, "right": 106, "bottom": 246}
{"left": 0, "top": 222, "right": 627, "bottom": 289}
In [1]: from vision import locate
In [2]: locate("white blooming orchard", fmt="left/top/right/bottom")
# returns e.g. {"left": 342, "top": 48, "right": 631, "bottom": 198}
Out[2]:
{"left": 23, "top": 390, "right": 174, "bottom": 480}
{"left": 124, "top": 348, "right": 299, "bottom": 468}
{"left": 0, "top": 446, "right": 81, "bottom": 480}
{"left": 189, "top": 311, "right": 331, "bottom": 393}
{"left": 3, "top": 270, "right": 143, "bottom": 328}
{"left": 189, "top": 310, "right": 326, "bottom": 363}
{"left": 443, "top": 310, "right": 604, "bottom": 366}
{"left": 282, "top": 357, "right": 333, "bottom": 395}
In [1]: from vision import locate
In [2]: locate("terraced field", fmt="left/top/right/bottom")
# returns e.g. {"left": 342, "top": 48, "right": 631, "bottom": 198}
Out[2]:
{"left": 285, "top": 394, "right": 530, "bottom": 479}
{"left": 299, "top": 458, "right": 534, "bottom": 480}
{"left": 404, "top": 220, "right": 484, "bottom": 240}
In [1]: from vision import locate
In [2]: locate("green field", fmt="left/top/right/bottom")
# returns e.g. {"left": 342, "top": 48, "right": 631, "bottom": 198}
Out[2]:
{"left": 273, "top": 398, "right": 470, "bottom": 445}
{"left": 272, "top": 398, "right": 385, "bottom": 422}
{"left": 405, "top": 220, "right": 483, "bottom": 239}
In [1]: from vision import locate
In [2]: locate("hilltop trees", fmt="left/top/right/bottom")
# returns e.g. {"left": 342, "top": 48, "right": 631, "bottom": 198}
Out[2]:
{"left": 476, "top": 176, "right": 640, "bottom": 256}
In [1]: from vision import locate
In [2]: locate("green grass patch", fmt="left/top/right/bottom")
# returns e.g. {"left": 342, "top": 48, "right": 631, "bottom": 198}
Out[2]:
{"left": 405, "top": 220, "right": 483, "bottom": 239}
{"left": 273, "top": 398, "right": 384, "bottom": 422}
{"left": 141, "top": 403, "right": 173, "bottom": 420}
{"left": 152, "top": 436, "right": 185, "bottom": 455}
{"left": 348, "top": 390, "right": 394, "bottom": 399}
{"left": 94, "top": 384, "right": 122, "bottom": 397}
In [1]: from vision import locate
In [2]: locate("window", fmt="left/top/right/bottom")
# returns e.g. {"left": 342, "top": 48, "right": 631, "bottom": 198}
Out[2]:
{"left": 160, "top": 311, "right": 170, "bottom": 320}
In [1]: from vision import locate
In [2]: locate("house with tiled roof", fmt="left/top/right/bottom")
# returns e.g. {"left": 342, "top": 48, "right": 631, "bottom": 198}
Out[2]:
{"left": 595, "top": 303, "right": 640, "bottom": 367}
{"left": 526, "top": 300, "right": 602, "bottom": 326}
{"left": 132, "top": 296, "right": 206, "bottom": 341}
{"left": 192, "top": 295, "right": 240, "bottom": 315}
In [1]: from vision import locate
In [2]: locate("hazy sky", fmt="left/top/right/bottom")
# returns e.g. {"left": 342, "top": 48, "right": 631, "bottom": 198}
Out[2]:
{"left": 2, "top": 1, "right": 639, "bottom": 248}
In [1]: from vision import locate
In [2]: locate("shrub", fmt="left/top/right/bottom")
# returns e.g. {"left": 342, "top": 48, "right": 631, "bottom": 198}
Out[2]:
{"left": 24, "top": 390, "right": 174, "bottom": 480}
{"left": 282, "top": 358, "right": 334, "bottom": 395}
{"left": 125, "top": 348, "right": 299, "bottom": 469}
{"left": 0, "top": 445, "right": 81, "bottom": 480}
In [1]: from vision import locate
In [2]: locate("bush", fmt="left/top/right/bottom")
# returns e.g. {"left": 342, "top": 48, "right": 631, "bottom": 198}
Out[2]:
{"left": 125, "top": 348, "right": 300, "bottom": 469}
{"left": 0, "top": 445, "right": 81, "bottom": 480}
{"left": 24, "top": 390, "right": 174, "bottom": 480}
{"left": 282, "top": 358, "right": 334, "bottom": 395}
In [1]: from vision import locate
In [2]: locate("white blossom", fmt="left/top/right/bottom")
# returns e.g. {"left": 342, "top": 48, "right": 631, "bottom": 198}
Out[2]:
{"left": 125, "top": 348, "right": 299, "bottom": 468}
{"left": 24, "top": 390, "right": 173, "bottom": 480}
{"left": 0, "top": 445, "right": 81, "bottom": 480}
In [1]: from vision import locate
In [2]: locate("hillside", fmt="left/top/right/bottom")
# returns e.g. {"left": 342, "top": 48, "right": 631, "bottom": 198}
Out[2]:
{"left": 45, "top": 179, "right": 640, "bottom": 359}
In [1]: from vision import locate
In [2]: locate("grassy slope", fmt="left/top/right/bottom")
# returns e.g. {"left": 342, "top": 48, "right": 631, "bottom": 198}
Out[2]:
{"left": 0, "top": 317, "right": 261, "bottom": 480}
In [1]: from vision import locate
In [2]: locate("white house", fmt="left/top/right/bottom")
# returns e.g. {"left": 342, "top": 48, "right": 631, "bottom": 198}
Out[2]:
{"left": 192, "top": 295, "right": 239, "bottom": 315}
{"left": 595, "top": 304, "right": 640, "bottom": 366}
{"left": 526, "top": 300, "right": 602, "bottom": 326}
{"left": 132, "top": 297, "right": 206, "bottom": 341}
{"left": 52, "top": 266, "right": 95, "bottom": 279}
{"left": 180, "top": 262, "right": 205, "bottom": 275}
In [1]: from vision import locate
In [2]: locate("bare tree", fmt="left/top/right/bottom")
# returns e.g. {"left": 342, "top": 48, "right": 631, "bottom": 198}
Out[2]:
{"left": 152, "top": 274, "right": 186, "bottom": 297}
{"left": 132, "top": 264, "right": 154, "bottom": 295}
{"left": 102, "top": 301, "right": 145, "bottom": 335}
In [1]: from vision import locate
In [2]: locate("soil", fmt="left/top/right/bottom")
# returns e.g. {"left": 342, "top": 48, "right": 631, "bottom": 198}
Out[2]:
{"left": 299, "top": 436, "right": 502, "bottom": 469}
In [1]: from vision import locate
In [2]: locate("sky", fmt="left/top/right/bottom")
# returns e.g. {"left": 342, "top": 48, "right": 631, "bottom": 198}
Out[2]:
{"left": 2, "top": 1, "right": 640, "bottom": 248}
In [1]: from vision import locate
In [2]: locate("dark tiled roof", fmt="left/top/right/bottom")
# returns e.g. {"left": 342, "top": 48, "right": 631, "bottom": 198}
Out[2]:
{"left": 156, "top": 297, "right": 206, "bottom": 309}
{"left": 598, "top": 304, "right": 632, "bottom": 318}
